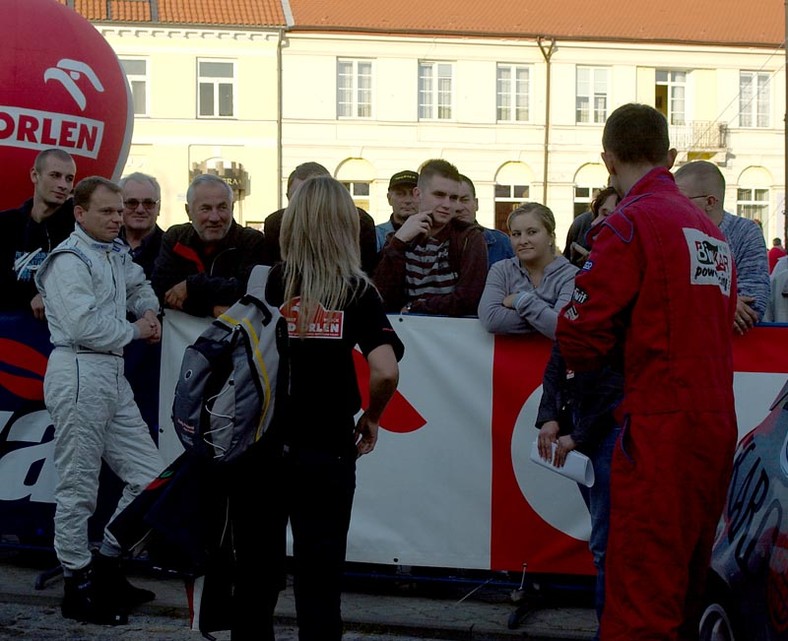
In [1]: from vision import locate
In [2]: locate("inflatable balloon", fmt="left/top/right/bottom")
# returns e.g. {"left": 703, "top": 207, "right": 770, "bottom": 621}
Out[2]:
{"left": 0, "top": 0, "right": 133, "bottom": 210}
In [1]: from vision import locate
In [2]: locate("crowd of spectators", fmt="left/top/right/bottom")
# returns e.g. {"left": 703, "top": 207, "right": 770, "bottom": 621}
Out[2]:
{"left": 0, "top": 140, "right": 780, "bottom": 640}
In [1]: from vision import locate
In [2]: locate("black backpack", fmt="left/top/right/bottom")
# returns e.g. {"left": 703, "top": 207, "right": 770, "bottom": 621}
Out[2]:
{"left": 171, "top": 265, "right": 289, "bottom": 464}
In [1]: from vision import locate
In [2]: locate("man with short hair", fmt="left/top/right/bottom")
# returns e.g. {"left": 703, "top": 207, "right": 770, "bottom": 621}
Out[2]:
{"left": 152, "top": 174, "right": 265, "bottom": 318}
{"left": 262, "top": 161, "right": 379, "bottom": 274}
{"left": 119, "top": 172, "right": 164, "bottom": 279}
{"left": 455, "top": 174, "right": 513, "bottom": 267}
{"left": 674, "top": 160, "right": 769, "bottom": 334}
{"left": 35, "top": 176, "right": 164, "bottom": 626}
{"left": 556, "top": 104, "right": 737, "bottom": 640}
{"left": 374, "top": 159, "right": 487, "bottom": 316}
{"left": 376, "top": 170, "right": 419, "bottom": 251}
{"left": 0, "top": 148, "right": 76, "bottom": 318}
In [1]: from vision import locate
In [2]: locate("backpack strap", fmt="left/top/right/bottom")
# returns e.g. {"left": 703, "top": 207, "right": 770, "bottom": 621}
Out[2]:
{"left": 246, "top": 264, "right": 272, "bottom": 302}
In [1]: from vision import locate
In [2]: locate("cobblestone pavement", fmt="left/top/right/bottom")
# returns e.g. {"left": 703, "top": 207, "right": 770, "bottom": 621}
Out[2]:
{"left": 0, "top": 601, "right": 465, "bottom": 640}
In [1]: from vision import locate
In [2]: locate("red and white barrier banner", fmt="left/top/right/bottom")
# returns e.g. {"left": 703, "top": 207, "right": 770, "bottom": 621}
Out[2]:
{"left": 158, "top": 312, "right": 788, "bottom": 575}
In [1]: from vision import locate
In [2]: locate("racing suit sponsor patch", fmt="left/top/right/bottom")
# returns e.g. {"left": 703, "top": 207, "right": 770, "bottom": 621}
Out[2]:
{"left": 572, "top": 287, "right": 588, "bottom": 304}
{"left": 563, "top": 305, "right": 579, "bottom": 321}
{"left": 683, "top": 228, "right": 732, "bottom": 296}
{"left": 581, "top": 259, "right": 594, "bottom": 271}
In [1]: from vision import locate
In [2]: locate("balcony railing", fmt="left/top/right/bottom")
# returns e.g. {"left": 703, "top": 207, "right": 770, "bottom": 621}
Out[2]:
{"left": 669, "top": 121, "right": 728, "bottom": 151}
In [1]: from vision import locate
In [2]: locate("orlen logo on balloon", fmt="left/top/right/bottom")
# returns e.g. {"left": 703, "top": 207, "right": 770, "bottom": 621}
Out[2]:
{"left": 0, "top": 59, "right": 105, "bottom": 159}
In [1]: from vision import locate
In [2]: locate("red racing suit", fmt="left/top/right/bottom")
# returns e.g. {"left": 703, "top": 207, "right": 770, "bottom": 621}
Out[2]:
{"left": 556, "top": 167, "right": 739, "bottom": 641}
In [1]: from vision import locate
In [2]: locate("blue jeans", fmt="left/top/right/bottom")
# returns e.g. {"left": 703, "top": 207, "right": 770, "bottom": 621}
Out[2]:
{"left": 579, "top": 426, "right": 620, "bottom": 637}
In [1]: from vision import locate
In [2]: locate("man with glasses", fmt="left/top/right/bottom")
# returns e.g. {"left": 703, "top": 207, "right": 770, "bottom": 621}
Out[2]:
{"left": 0, "top": 148, "right": 76, "bottom": 319}
{"left": 674, "top": 160, "right": 769, "bottom": 334}
{"left": 119, "top": 172, "right": 163, "bottom": 279}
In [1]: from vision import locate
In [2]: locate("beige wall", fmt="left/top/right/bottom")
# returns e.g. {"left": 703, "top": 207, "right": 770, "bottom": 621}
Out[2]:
{"left": 281, "top": 33, "right": 785, "bottom": 244}
{"left": 99, "top": 25, "right": 282, "bottom": 230}
{"left": 100, "top": 24, "right": 785, "bottom": 245}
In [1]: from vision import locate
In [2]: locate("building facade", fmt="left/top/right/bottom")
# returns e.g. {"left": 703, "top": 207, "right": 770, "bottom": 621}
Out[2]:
{"left": 66, "top": 0, "right": 785, "bottom": 245}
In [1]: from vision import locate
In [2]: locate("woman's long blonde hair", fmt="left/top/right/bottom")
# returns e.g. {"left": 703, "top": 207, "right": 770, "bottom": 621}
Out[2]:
{"left": 280, "top": 175, "right": 369, "bottom": 335}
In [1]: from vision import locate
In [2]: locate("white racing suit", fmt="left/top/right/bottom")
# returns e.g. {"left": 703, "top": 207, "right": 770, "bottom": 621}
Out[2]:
{"left": 35, "top": 226, "right": 164, "bottom": 571}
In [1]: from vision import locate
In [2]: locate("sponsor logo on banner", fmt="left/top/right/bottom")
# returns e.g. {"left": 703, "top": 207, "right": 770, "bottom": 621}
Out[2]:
{"left": 0, "top": 0, "right": 132, "bottom": 210}
{"left": 684, "top": 228, "right": 732, "bottom": 296}
{"left": 0, "top": 107, "right": 104, "bottom": 159}
{"left": 280, "top": 297, "right": 344, "bottom": 339}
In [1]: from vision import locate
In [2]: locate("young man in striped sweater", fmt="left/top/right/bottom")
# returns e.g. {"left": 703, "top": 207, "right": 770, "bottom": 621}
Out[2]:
{"left": 373, "top": 159, "right": 487, "bottom": 317}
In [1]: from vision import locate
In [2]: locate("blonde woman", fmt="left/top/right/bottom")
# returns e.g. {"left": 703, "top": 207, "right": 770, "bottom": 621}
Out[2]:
{"left": 231, "top": 176, "right": 403, "bottom": 641}
{"left": 478, "top": 203, "right": 578, "bottom": 338}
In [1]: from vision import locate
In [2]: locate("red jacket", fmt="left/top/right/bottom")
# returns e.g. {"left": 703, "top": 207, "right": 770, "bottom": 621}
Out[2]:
{"left": 556, "top": 167, "right": 737, "bottom": 416}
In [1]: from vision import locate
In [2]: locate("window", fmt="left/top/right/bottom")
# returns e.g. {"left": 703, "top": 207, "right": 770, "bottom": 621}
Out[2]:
{"left": 337, "top": 59, "right": 372, "bottom": 118}
{"left": 576, "top": 67, "right": 608, "bottom": 124}
{"left": 737, "top": 188, "right": 769, "bottom": 224}
{"left": 419, "top": 62, "right": 453, "bottom": 120}
{"left": 341, "top": 181, "right": 370, "bottom": 212}
{"left": 655, "top": 70, "right": 686, "bottom": 125}
{"left": 740, "top": 72, "right": 770, "bottom": 128}
{"left": 120, "top": 58, "right": 148, "bottom": 116}
{"left": 494, "top": 184, "right": 529, "bottom": 231}
{"left": 497, "top": 64, "right": 530, "bottom": 122}
{"left": 198, "top": 60, "right": 235, "bottom": 118}
{"left": 573, "top": 186, "right": 602, "bottom": 218}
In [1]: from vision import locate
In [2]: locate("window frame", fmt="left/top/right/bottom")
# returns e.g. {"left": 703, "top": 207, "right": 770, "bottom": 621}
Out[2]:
{"left": 739, "top": 71, "right": 771, "bottom": 129}
{"left": 337, "top": 58, "right": 374, "bottom": 119}
{"left": 418, "top": 61, "right": 454, "bottom": 121}
{"left": 340, "top": 181, "right": 370, "bottom": 212}
{"left": 119, "top": 57, "right": 149, "bottom": 117}
{"left": 197, "top": 58, "right": 236, "bottom": 119}
{"left": 497, "top": 63, "right": 531, "bottom": 123}
{"left": 736, "top": 187, "right": 769, "bottom": 222}
{"left": 494, "top": 184, "right": 530, "bottom": 231}
{"left": 655, "top": 69, "right": 687, "bottom": 126}
{"left": 575, "top": 66, "right": 609, "bottom": 124}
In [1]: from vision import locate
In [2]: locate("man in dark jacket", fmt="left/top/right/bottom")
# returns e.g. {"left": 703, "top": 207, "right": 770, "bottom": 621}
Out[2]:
{"left": 0, "top": 148, "right": 76, "bottom": 319}
{"left": 119, "top": 172, "right": 164, "bottom": 279}
{"left": 152, "top": 174, "right": 264, "bottom": 318}
{"left": 261, "top": 162, "right": 378, "bottom": 274}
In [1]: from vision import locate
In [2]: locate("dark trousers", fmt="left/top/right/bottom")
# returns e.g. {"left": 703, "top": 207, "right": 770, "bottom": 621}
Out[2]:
{"left": 287, "top": 444, "right": 357, "bottom": 641}
{"left": 229, "top": 444, "right": 288, "bottom": 641}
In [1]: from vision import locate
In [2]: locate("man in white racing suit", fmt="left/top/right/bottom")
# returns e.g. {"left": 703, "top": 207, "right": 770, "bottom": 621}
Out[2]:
{"left": 35, "top": 176, "right": 164, "bottom": 625}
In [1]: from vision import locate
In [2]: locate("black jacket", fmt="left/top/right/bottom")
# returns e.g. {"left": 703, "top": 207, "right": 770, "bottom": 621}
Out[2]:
{"left": 152, "top": 221, "right": 265, "bottom": 317}
{"left": 0, "top": 198, "right": 75, "bottom": 312}
{"left": 262, "top": 206, "right": 379, "bottom": 276}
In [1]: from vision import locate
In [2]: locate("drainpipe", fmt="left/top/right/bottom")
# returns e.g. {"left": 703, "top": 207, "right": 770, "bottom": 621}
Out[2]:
{"left": 277, "top": 28, "right": 285, "bottom": 212}
{"left": 538, "top": 37, "right": 556, "bottom": 206}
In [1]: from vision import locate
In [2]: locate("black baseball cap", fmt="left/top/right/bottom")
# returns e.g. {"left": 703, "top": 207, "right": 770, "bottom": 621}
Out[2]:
{"left": 388, "top": 170, "right": 418, "bottom": 190}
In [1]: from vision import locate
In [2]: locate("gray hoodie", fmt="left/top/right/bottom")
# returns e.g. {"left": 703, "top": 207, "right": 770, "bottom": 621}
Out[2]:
{"left": 478, "top": 255, "right": 578, "bottom": 339}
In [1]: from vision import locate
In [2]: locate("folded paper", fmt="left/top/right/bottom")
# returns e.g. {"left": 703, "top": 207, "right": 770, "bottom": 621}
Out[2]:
{"left": 529, "top": 440, "right": 595, "bottom": 487}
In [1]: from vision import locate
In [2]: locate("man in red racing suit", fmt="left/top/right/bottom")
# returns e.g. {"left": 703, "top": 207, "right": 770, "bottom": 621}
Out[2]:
{"left": 556, "top": 104, "right": 738, "bottom": 641}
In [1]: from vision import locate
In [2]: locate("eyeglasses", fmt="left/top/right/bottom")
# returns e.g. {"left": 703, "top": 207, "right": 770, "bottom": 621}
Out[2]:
{"left": 687, "top": 195, "right": 712, "bottom": 201}
{"left": 124, "top": 199, "right": 159, "bottom": 210}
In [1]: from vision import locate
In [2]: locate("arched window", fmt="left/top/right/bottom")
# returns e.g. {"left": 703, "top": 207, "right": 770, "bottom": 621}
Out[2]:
{"left": 573, "top": 163, "right": 608, "bottom": 218}
{"left": 494, "top": 162, "right": 533, "bottom": 231}
{"left": 336, "top": 158, "right": 375, "bottom": 213}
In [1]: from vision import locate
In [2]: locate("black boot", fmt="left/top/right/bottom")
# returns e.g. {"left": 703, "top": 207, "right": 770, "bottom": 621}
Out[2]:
{"left": 93, "top": 553, "right": 156, "bottom": 609}
{"left": 62, "top": 565, "right": 128, "bottom": 625}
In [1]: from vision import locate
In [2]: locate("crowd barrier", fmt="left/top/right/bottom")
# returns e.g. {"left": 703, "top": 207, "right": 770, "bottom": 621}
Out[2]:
{"left": 2, "top": 310, "right": 788, "bottom": 577}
